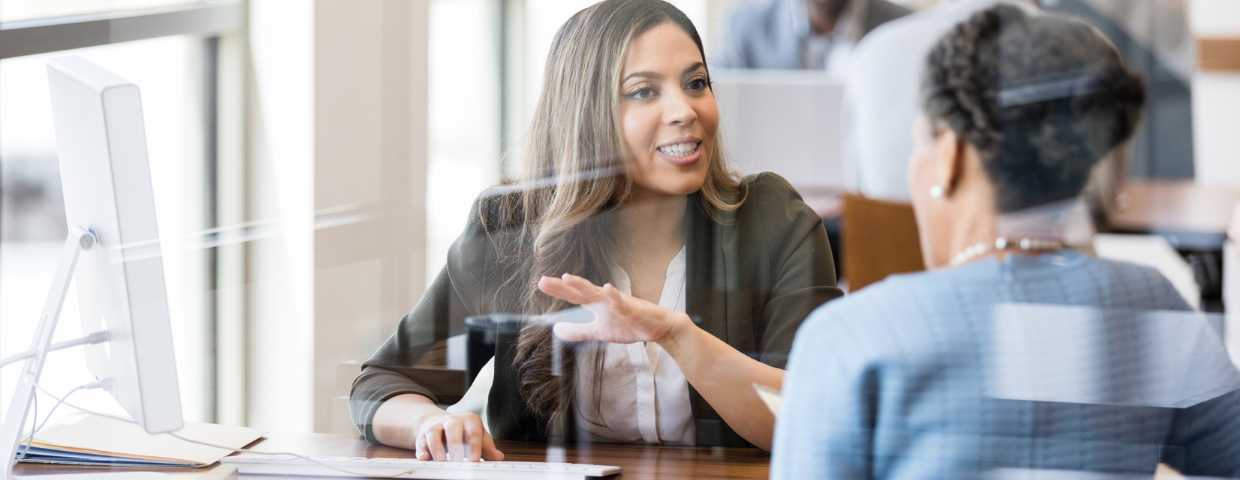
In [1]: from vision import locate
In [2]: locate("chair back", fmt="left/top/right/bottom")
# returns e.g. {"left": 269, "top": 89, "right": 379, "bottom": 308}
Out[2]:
{"left": 842, "top": 193, "right": 926, "bottom": 291}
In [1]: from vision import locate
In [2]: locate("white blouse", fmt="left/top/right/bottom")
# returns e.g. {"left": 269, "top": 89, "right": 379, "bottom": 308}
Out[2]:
{"left": 448, "top": 247, "right": 695, "bottom": 445}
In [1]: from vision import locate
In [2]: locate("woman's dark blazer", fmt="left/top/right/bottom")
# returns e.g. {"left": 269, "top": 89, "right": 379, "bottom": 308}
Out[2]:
{"left": 350, "top": 172, "right": 844, "bottom": 448}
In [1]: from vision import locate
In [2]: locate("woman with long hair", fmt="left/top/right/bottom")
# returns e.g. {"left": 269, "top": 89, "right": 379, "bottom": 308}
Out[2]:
{"left": 350, "top": 0, "right": 843, "bottom": 461}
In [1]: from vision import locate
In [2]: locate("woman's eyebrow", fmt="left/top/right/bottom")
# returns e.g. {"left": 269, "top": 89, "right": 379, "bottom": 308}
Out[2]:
{"left": 622, "top": 71, "right": 661, "bottom": 82}
{"left": 622, "top": 63, "right": 706, "bottom": 83}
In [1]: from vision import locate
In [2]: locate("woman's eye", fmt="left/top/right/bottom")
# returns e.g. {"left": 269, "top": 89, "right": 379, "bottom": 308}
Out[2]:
{"left": 627, "top": 87, "right": 656, "bottom": 100}
{"left": 686, "top": 78, "right": 709, "bottom": 91}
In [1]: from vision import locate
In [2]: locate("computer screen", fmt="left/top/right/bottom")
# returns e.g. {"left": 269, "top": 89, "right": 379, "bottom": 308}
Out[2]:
{"left": 46, "top": 55, "right": 183, "bottom": 434}
{"left": 712, "top": 69, "right": 845, "bottom": 192}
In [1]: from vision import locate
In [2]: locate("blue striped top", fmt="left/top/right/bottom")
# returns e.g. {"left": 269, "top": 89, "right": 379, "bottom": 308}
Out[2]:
{"left": 772, "top": 251, "right": 1240, "bottom": 479}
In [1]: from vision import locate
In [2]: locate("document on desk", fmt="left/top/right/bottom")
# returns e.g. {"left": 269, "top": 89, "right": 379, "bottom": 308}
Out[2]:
{"left": 19, "top": 412, "right": 266, "bottom": 467}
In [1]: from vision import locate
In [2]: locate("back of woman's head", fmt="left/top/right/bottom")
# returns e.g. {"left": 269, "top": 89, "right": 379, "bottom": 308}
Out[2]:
{"left": 920, "top": 4, "right": 1147, "bottom": 213}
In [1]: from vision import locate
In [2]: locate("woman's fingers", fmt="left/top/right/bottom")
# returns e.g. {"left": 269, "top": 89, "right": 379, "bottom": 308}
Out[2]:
{"left": 553, "top": 320, "right": 597, "bottom": 342}
{"left": 425, "top": 424, "right": 447, "bottom": 461}
{"left": 414, "top": 431, "right": 430, "bottom": 461}
{"left": 538, "top": 276, "right": 594, "bottom": 305}
{"left": 443, "top": 418, "right": 466, "bottom": 462}
{"left": 561, "top": 274, "right": 604, "bottom": 297}
{"left": 418, "top": 414, "right": 495, "bottom": 462}
{"left": 463, "top": 418, "right": 486, "bottom": 462}
{"left": 537, "top": 273, "right": 610, "bottom": 304}
{"left": 481, "top": 433, "right": 505, "bottom": 461}
{"left": 602, "top": 283, "right": 635, "bottom": 316}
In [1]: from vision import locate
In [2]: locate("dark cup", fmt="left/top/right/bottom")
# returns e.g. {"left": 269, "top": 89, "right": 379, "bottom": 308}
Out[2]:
{"left": 464, "top": 314, "right": 532, "bottom": 384}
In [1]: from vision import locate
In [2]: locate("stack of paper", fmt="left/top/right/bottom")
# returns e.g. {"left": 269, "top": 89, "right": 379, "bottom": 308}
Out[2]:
{"left": 17, "top": 413, "right": 265, "bottom": 468}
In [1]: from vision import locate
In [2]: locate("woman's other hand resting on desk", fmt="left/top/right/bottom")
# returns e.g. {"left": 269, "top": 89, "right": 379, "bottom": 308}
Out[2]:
{"left": 371, "top": 394, "right": 504, "bottom": 462}
{"left": 539, "top": 273, "right": 785, "bottom": 450}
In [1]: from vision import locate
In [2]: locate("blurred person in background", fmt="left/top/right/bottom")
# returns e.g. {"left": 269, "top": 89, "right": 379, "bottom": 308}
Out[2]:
{"left": 352, "top": 0, "right": 843, "bottom": 462}
{"left": 773, "top": 4, "right": 1240, "bottom": 479}
{"left": 713, "top": 0, "right": 910, "bottom": 75}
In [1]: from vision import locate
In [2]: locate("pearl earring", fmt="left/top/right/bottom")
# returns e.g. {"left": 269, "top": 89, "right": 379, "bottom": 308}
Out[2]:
{"left": 930, "top": 185, "right": 945, "bottom": 198}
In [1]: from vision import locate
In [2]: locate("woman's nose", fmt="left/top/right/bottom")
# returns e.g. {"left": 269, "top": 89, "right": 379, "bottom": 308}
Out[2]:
{"left": 663, "top": 91, "right": 697, "bottom": 126}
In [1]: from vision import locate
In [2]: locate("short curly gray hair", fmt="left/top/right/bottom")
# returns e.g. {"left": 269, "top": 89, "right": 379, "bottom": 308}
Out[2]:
{"left": 920, "top": 4, "right": 1146, "bottom": 213}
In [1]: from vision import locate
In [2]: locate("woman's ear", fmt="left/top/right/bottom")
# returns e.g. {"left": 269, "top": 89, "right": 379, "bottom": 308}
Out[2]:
{"left": 934, "top": 128, "right": 964, "bottom": 196}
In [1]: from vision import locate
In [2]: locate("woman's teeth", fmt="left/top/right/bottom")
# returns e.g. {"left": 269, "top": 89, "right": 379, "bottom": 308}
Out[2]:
{"left": 658, "top": 142, "right": 699, "bottom": 157}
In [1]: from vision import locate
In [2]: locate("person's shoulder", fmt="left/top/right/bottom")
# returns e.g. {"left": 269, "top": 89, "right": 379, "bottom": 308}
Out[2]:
{"left": 795, "top": 274, "right": 935, "bottom": 364}
{"left": 803, "top": 268, "right": 928, "bottom": 324}
{"left": 728, "top": 0, "right": 783, "bottom": 20}
{"left": 833, "top": 267, "right": 945, "bottom": 311}
{"left": 743, "top": 171, "right": 800, "bottom": 199}
{"left": 796, "top": 267, "right": 989, "bottom": 372}
{"left": 804, "top": 265, "right": 981, "bottom": 332}
{"left": 1075, "top": 255, "right": 1193, "bottom": 310}
{"left": 724, "top": 0, "right": 787, "bottom": 36}
{"left": 446, "top": 188, "right": 526, "bottom": 279}
{"left": 456, "top": 188, "right": 521, "bottom": 236}
{"left": 732, "top": 172, "right": 814, "bottom": 223}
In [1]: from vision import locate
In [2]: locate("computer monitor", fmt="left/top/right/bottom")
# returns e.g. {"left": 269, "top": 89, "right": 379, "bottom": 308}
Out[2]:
{"left": 711, "top": 69, "right": 845, "bottom": 192}
{"left": 45, "top": 55, "right": 183, "bottom": 433}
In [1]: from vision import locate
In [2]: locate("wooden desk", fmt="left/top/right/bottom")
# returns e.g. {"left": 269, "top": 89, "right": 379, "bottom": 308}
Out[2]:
{"left": 14, "top": 432, "right": 771, "bottom": 479}
{"left": 1109, "top": 180, "right": 1240, "bottom": 250}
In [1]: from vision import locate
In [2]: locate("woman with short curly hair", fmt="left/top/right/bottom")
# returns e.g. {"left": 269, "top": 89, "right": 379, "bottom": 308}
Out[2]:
{"left": 773, "top": 4, "right": 1240, "bottom": 479}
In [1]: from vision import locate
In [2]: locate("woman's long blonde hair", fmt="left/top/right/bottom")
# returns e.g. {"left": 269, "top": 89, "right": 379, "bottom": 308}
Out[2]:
{"left": 493, "top": 0, "right": 745, "bottom": 432}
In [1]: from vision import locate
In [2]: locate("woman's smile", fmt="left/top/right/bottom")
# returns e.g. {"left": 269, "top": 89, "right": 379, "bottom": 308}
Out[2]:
{"left": 656, "top": 136, "right": 702, "bottom": 167}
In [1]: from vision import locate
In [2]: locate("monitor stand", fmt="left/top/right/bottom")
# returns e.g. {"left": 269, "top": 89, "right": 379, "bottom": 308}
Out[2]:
{"left": 1, "top": 227, "right": 95, "bottom": 480}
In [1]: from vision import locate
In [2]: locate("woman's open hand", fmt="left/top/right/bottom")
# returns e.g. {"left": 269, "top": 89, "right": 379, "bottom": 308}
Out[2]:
{"left": 537, "top": 273, "right": 689, "bottom": 345}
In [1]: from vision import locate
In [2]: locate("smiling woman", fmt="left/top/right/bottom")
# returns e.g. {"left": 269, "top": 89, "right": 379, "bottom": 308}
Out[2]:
{"left": 350, "top": 0, "right": 844, "bottom": 462}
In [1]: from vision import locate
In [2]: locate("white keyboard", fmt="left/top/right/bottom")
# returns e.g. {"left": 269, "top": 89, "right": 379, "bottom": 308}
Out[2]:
{"left": 220, "top": 453, "right": 622, "bottom": 480}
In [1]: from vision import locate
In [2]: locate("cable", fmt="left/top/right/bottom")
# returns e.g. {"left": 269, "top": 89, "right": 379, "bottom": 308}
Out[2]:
{"left": 28, "top": 384, "right": 420, "bottom": 478}
{"left": 0, "top": 331, "right": 109, "bottom": 369}
{"left": 17, "top": 382, "right": 102, "bottom": 461}
{"left": 20, "top": 390, "right": 37, "bottom": 462}
{"left": 35, "top": 382, "right": 100, "bottom": 432}
{"left": 165, "top": 431, "right": 419, "bottom": 478}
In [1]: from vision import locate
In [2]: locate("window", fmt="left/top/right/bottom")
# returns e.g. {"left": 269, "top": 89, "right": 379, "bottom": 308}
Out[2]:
{"left": 0, "top": 2, "right": 242, "bottom": 426}
{"left": 426, "top": 0, "right": 503, "bottom": 286}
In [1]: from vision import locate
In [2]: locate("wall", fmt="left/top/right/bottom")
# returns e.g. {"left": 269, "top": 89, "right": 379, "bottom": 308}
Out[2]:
{"left": 246, "top": 0, "right": 429, "bottom": 433}
{"left": 1190, "top": 0, "right": 1240, "bottom": 187}
{"left": 247, "top": 0, "right": 315, "bottom": 433}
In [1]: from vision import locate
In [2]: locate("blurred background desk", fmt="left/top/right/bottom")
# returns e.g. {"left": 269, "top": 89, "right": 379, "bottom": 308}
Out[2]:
{"left": 1109, "top": 180, "right": 1240, "bottom": 250}
{"left": 17, "top": 432, "right": 771, "bottom": 479}
{"left": 1107, "top": 180, "right": 1240, "bottom": 312}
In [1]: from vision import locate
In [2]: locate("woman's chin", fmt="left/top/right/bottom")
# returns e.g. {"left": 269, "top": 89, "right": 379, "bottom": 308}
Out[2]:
{"left": 648, "top": 179, "right": 707, "bottom": 197}
{"left": 627, "top": 177, "right": 704, "bottom": 198}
